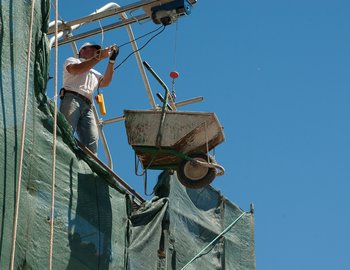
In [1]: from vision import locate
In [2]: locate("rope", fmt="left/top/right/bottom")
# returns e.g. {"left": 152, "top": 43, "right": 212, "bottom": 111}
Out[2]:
{"left": 50, "top": 0, "right": 64, "bottom": 21}
{"left": 97, "top": 13, "right": 104, "bottom": 49}
{"left": 169, "top": 21, "right": 179, "bottom": 98}
{"left": 173, "top": 20, "right": 178, "bottom": 71}
{"left": 48, "top": 0, "right": 59, "bottom": 268}
{"left": 10, "top": 0, "right": 36, "bottom": 269}
{"left": 180, "top": 212, "right": 246, "bottom": 270}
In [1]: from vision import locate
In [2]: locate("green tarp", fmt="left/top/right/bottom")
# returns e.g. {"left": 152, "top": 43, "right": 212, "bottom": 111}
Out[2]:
{"left": 0, "top": 1, "right": 255, "bottom": 269}
{"left": 130, "top": 172, "right": 256, "bottom": 270}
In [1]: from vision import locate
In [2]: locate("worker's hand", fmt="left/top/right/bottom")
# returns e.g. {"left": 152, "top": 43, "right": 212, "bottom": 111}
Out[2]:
{"left": 94, "top": 47, "right": 110, "bottom": 60}
{"left": 109, "top": 45, "right": 119, "bottom": 61}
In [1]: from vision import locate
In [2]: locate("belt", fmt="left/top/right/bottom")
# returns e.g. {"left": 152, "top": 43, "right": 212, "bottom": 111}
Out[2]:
{"left": 62, "top": 89, "right": 92, "bottom": 105}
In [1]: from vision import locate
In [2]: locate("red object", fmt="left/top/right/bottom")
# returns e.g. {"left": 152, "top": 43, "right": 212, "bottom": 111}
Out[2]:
{"left": 170, "top": 71, "right": 179, "bottom": 79}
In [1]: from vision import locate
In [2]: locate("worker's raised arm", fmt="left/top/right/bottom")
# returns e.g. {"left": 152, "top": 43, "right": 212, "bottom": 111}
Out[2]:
{"left": 66, "top": 47, "right": 110, "bottom": 75}
{"left": 66, "top": 57, "right": 99, "bottom": 74}
{"left": 99, "top": 45, "right": 119, "bottom": 87}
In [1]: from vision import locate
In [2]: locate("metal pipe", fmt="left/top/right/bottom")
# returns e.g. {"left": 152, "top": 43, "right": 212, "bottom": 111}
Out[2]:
{"left": 181, "top": 212, "right": 246, "bottom": 270}
{"left": 76, "top": 140, "right": 145, "bottom": 205}
{"left": 143, "top": 61, "right": 175, "bottom": 109}
{"left": 92, "top": 105, "right": 113, "bottom": 169}
{"left": 119, "top": 12, "right": 157, "bottom": 109}
{"left": 52, "top": 14, "right": 149, "bottom": 47}
{"left": 48, "top": 20, "right": 64, "bottom": 47}
{"left": 175, "top": 96, "right": 203, "bottom": 108}
{"left": 103, "top": 115, "right": 126, "bottom": 125}
{"left": 47, "top": 0, "right": 161, "bottom": 34}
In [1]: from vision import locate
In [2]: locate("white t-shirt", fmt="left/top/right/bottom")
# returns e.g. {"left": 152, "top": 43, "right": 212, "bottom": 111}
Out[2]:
{"left": 62, "top": 57, "right": 103, "bottom": 99}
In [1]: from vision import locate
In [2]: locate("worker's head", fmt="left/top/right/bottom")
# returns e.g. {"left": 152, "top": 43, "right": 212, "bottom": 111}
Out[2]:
{"left": 78, "top": 42, "right": 101, "bottom": 59}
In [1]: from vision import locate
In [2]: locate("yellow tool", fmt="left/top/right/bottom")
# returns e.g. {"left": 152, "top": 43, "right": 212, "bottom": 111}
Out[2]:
{"left": 95, "top": 93, "right": 106, "bottom": 115}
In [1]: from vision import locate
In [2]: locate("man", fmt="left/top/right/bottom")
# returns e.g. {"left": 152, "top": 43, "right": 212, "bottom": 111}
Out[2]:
{"left": 60, "top": 42, "right": 119, "bottom": 154}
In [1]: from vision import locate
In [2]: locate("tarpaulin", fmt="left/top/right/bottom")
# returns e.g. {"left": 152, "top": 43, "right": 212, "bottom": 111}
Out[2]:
{"left": 126, "top": 170, "right": 256, "bottom": 270}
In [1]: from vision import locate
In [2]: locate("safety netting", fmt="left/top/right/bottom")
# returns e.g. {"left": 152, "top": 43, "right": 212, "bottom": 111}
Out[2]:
{"left": 129, "top": 171, "right": 256, "bottom": 270}
{"left": 0, "top": 1, "right": 255, "bottom": 269}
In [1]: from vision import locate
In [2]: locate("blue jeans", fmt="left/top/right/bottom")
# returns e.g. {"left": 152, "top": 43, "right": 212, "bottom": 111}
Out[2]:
{"left": 60, "top": 92, "right": 98, "bottom": 153}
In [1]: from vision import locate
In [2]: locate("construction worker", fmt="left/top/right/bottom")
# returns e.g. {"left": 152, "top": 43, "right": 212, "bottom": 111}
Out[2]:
{"left": 60, "top": 42, "right": 119, "bottom": 154}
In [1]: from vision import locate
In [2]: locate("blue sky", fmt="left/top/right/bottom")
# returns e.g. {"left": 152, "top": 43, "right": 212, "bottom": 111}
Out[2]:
{"left": 49, "top": 1, "right": 350, "bottom": 269}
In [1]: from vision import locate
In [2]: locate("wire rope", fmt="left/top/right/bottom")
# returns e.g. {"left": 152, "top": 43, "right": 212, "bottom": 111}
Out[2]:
{"left": 118, "top": 24, "right": 164, "bottom": 48}
{"left": 173, "top": 20, "right": 178, "bottom": 71}
{"left": 9, "top": 1, "right": 36, "bottom": 269}
{"left": 114, "top": 25, "right": 166, "bottom": 70}
{"left": 95, "top": 25, "right": 165, "bottom": 94}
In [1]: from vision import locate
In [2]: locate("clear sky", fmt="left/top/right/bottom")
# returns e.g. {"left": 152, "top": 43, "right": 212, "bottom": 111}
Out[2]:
{"left": 48, "top": 1, "right": 350, "bottom": 269}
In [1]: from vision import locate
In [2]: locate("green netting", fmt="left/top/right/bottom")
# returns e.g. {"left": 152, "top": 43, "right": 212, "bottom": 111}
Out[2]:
{"left": 129, "top": 172, "right": 256, "bottom": 270}
{"left": 0, "top": 1, "right": 255, "bottom": 269}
